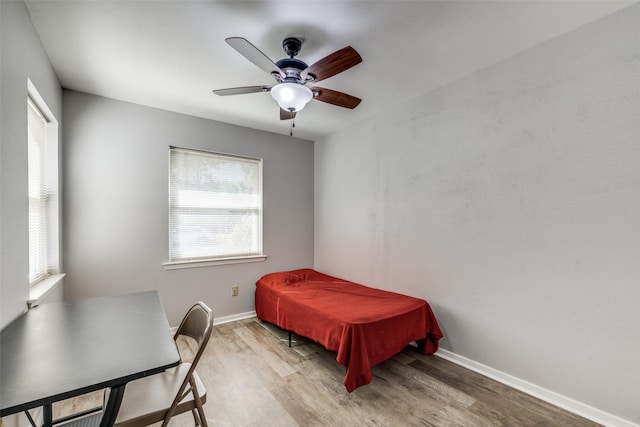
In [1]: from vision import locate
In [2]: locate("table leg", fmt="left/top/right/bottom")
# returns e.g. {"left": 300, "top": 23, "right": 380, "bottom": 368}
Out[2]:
{"left": 98, "top": 385, "right": 125, "bottom": 427}
{"left": 42, "top": 404, "right": 53, "bottom": 427}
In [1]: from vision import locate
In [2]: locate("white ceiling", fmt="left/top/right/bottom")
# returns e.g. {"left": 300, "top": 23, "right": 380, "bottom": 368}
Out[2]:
{"left": 25, "top": 1, "right": 633, "bottom": 141}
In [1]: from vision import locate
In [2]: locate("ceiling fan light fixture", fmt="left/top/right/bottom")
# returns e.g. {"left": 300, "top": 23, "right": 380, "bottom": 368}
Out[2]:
{"left": 271, "top": 82, "right": 313, "bottom": 112}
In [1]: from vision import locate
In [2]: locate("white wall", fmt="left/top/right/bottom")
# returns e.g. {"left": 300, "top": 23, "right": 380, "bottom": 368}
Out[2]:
{"left": 62, "top": 91, "right": 314, "bottom": 326}
{"left": 0, "top": 0, "right": 63, "bottom": 329}
{"left": 315, "top": 5, "right": 640, "bottom": 425}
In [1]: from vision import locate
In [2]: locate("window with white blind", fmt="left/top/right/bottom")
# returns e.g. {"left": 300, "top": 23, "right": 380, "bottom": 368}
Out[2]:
{"left": 27, "top": 82, "right": 60, "bottom": 286}
{"left": 168, "top": 147, "right": 264, "bottom": 267}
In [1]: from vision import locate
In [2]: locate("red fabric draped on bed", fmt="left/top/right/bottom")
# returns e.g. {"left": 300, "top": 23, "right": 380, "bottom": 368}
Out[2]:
{"left": 255, "top": 268, "right": 443, "bottom": 392}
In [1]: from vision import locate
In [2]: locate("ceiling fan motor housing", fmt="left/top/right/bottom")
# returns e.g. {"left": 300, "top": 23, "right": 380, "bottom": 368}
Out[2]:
{"left": 275, "top": 58, "right": 309, "bottom": 83}
{"left": 275, "top": 37, "right": 316, "bottom": 84}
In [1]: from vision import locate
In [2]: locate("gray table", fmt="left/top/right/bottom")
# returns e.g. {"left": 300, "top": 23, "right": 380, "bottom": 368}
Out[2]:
{"left": 0, "top": 291, "right": 180, "bottom": 427}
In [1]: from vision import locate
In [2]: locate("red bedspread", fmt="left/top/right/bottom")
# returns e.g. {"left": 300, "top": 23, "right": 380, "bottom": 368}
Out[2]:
{"left": 255, "top": 268, "right": 443, "bottom": 392}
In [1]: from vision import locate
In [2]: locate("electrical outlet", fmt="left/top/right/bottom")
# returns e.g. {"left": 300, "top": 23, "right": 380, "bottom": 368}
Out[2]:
{"left": 231, "top": 285, "right": 239, "bottom": 297}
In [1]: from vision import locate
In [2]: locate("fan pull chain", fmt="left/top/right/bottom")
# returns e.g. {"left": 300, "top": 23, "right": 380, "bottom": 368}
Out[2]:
{"left": 289, "top": 108, "right": 296, "bottom": 136}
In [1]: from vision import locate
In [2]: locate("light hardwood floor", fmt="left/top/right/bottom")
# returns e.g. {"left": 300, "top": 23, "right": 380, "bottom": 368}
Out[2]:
{"left": 54, "top": 318, "right": 599, "bottom": 427}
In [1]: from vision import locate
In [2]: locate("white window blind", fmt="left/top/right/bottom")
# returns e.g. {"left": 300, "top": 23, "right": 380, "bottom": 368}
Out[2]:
{"left": 169, "top": 147, "right": 263, "bottom": 262}
{"left": 28, "top": 97, "right": 49, "bottom": 284}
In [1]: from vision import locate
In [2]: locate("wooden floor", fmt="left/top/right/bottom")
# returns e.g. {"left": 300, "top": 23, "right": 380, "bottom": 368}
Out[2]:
{"left": 55, "top": 318, "right": 599, "bottom": 427}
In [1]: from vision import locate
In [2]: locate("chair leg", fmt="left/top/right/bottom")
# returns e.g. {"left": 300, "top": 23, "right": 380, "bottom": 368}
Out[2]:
{"left": 160, "top": 394, "right": 182, "bottom": 427}
{"left": 191, "top": 409, "right": 200, "bottom": 426}
{"left": 195, "top": 404, "right": 207, "bottom": 427}
{"left": 189, "top": 377, "right": 207, "bottom": 427}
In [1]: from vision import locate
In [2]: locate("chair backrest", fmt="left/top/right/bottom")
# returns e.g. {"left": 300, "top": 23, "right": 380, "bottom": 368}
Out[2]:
{"left": 174, "top": 302, "right": 213, "bottom": 368}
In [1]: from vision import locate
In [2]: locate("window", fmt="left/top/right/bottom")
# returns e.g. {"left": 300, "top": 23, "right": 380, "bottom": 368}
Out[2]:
{"left": 168, "top": 147, "right": 264, "bottom": 266}
{"left": 27, "top": 80, "right": 60, "bottom": 285}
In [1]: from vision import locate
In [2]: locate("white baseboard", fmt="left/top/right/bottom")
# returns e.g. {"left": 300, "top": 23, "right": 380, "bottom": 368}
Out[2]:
{"left": 171, "top": 311, "right": 256, "bottom": 333}
{"left": 214, "top": 310, "right": 256, "bottom": 325}
{"left": 435, "top": 348, "right": 638, "bottom": 427}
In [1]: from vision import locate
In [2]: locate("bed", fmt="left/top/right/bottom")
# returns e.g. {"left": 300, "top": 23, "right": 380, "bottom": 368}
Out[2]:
{"left": 255, "top": 268, "right": 443, "bottom": 392}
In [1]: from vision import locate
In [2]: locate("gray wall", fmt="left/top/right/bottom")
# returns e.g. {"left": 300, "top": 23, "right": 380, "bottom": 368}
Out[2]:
{"left": 315, "top": 5, "right": 639, "bottom": 424}
{"left": 0, "top": 0, "right": 63, "bottom": 329}
{"left": 3, "top": 1, "right": 638, "bottom": 424}
{"left": 62, "top": 91, "right": 314, "bottom": 326}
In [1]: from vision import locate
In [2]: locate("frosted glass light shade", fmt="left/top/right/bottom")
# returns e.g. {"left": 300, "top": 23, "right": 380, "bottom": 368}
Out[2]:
{"left": 270, "top": 83, "right": 313, "bottom": 112}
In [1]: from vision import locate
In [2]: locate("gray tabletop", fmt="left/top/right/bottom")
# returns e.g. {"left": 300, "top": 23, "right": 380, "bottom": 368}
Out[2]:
{"left": 0, "top": 291, "right": 180, "bottom": 417}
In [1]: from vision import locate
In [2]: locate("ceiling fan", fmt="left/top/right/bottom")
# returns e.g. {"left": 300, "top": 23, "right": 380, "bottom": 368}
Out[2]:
{"left": 212, "top": 36, "right": 362, "bottom": 126}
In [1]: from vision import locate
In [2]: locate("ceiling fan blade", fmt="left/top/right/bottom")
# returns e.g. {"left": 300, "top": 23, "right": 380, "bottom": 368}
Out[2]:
{"left": 280, "top": 109, "right": 296, "bottom": 120}
{"left": 311, "top": 87, "right": 361, "bottom": 109}
{"left": 225, "top": 37, "right": 285, "bottom": 78}
{"left": 212, "top": 86, "right": 271, "bottom": 96}
{"left": 302, "top": 46, "right": 362, "bottom": 83}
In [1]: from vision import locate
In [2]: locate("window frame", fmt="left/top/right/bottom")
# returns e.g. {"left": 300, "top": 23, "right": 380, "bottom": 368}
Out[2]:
{"left": 27, "top": 79, "right": 61, "bottom": 287}
{"left": 164, "top": 146, "right": 267, "bottom": 270}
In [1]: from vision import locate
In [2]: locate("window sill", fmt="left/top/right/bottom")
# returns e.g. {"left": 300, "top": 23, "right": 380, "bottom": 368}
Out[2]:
{"left": 163, "top": 255, "right": 268, "bottom": 270}
{"left": 28, "top": 273, "right": 65, "bottom": 308}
